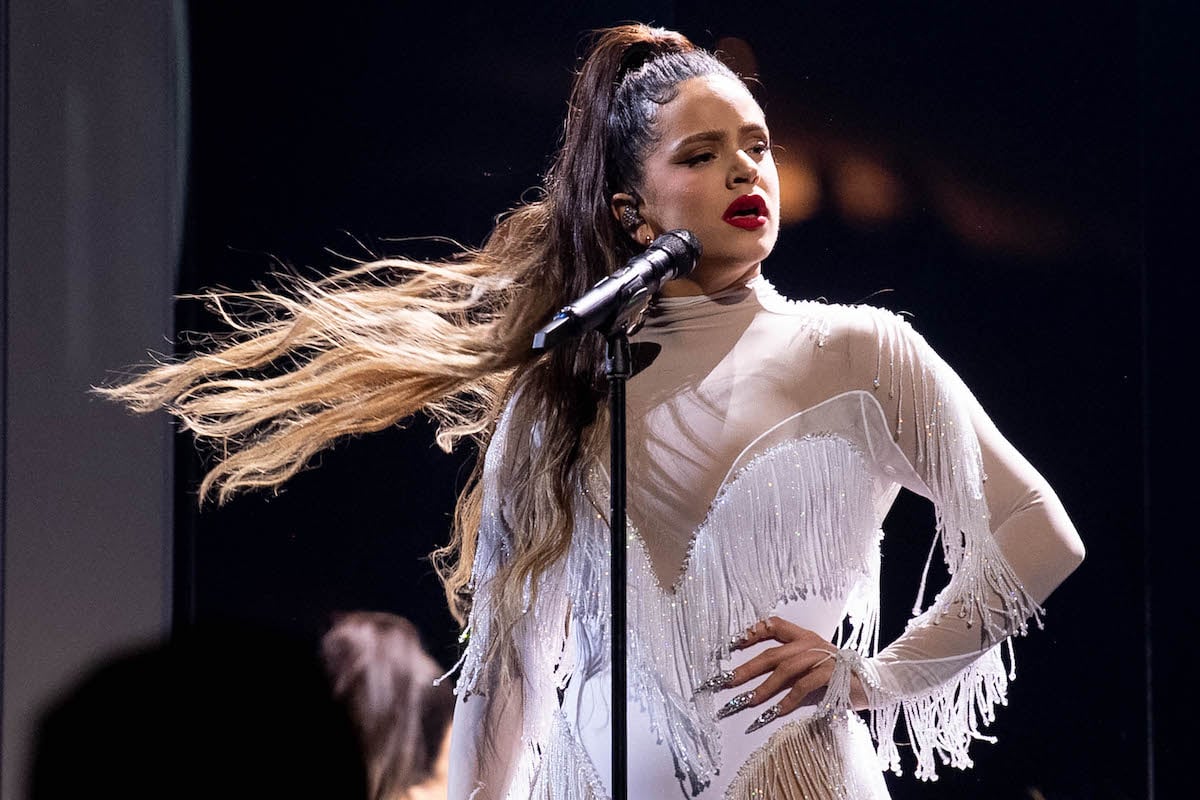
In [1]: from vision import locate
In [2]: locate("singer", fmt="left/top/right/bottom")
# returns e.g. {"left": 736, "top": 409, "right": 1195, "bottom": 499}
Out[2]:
{"left": 102, "top": 24, "right": 1084, "bottom": 800}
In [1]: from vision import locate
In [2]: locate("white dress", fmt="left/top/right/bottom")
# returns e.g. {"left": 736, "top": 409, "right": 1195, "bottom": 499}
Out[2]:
{"left": 445, "top": 276, "right": 1081, "bottom": 800}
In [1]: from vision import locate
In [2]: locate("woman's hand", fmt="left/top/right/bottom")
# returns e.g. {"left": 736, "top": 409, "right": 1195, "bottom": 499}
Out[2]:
{"left": 698, "top": 616, "right": 868, "bottom": 734}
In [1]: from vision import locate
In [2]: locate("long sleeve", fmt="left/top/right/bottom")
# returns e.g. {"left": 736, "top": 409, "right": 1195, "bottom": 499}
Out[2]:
{"left": 827, "top": 309, "right": 1085, "bottom": 779}
{"left": 447, "top": 671, "right": 524, "bottom": 800}
{"left": 444, "top": 395, "right": 591, "bottom": 800}
{"left": 444, "top": 403, "right": 525, "bottom": 800}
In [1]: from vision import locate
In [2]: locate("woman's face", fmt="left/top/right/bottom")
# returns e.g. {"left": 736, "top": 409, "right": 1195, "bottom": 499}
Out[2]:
{"left": 615, "top": 74, "right": 780, "bottom": 295}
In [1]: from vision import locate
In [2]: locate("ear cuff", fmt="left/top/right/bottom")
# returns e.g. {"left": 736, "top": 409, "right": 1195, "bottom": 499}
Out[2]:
{"left": 620, "top": 206, "right": 644, "bottom": 232}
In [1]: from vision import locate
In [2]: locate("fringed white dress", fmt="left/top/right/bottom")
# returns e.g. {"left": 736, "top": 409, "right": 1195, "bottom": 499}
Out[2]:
{"left": 445, "top": 276, "right": 1081, "bottom": 800}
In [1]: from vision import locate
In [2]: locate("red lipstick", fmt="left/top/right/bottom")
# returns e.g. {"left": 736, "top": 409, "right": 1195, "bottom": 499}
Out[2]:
{"left": 722, "top": 194, "right": 769, "bottom": 230}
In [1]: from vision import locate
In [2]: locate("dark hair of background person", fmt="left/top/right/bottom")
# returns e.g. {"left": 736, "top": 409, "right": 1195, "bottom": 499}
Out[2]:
{"left": 322, "top": 611, "right": 455, "bottom": 800}
{"left": 29, "top": 622, "right": 368, "bottom": 800}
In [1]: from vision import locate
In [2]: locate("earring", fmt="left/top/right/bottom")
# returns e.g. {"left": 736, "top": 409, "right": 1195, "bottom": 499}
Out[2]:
{"left": 644, "top": 234, "right": 653, "bottom": 244}
{"left": 621, "top": 206, "right": 643, "bottom": 232}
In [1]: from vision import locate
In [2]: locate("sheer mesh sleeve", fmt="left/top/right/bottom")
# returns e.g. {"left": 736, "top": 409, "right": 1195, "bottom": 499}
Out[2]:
{"left": 826, "top": 309, "right": 1084, "bottom": 779}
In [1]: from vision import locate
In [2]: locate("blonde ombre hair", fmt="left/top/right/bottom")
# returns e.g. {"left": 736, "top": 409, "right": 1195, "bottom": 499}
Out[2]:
{"left": 101, "top": 25, "right": 741, "bottom": 666}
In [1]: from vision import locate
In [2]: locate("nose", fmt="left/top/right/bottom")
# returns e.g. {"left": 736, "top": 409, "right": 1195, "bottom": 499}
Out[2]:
{"left": 727, "top": 150, "right": 760, "bottom": 188}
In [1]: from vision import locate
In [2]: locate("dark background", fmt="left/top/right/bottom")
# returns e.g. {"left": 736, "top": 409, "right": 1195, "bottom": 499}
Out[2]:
{"left": 176, "top": 2, "right": 1164, "bottom": 798}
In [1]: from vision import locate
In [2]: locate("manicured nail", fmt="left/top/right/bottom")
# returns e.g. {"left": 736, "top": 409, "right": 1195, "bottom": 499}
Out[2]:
{"left": 715, "top": 691, "right": 755, "bottom": 720}
{"left": 744, "top": 704, "right": 782, "bottom": 734}
{"left": 694, "top": 670, "right": 735, "bottom": 694}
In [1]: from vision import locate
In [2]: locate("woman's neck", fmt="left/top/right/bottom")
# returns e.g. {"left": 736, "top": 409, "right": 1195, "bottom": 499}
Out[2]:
{"left": 658, "top": 261, "right": 761, "bottom": 297}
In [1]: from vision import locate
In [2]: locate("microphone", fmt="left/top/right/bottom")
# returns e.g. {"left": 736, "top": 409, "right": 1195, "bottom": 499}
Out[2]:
{"left": 531, "top": 229, "right": 701, "bottom": 351}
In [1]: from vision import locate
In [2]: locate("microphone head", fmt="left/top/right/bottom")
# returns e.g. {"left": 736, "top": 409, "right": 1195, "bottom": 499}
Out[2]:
{"left": 651, "top": 229, "right": 702, "bottom": 279}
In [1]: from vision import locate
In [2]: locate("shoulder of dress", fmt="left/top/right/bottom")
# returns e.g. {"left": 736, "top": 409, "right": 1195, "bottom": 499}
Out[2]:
{"left": 757, "top": 287, "right": 917, "bottom": 353}
{"left": 756, "top": 278, "right": 905, "bottom": 323}
{"left": 822, "top": 302, "right": 912, "bottom": 338}
{"left": 481, "top": 381, "right": 544, "bottom": 486}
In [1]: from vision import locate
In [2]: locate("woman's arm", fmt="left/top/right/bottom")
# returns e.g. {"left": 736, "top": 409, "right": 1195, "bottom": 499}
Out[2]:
{"left": 444, "top": 399, "right": 528, "bottom": 800}
{"left": 860, "top": 310, "right": 1084, "bottom": 773}
{"left": 869, "top": 391, "right": 1084, "bottom": 694}
{"left": 973, "top": 396, "right": 1085, "bottom": 606}
{"left": 708, "top": 306, "right": 1084, "bottom": 779}
{"left": 446, "top": 672, "right": 524, "bottom": 800}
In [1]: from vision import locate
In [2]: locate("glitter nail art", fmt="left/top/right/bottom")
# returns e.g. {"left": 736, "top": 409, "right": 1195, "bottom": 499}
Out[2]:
{"left": 694, "top": 670, "right": 735, "bottom": 693}
{"left": 744, "top": 703, "right": 782, "bottom": 734}
{"left": 716, "top": 690, "right": 755, "bottom": 720}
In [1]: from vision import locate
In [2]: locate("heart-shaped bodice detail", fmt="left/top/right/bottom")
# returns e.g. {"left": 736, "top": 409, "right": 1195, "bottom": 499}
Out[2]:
{"left": 588, "top": 390, "right": 926, "bottom": 596}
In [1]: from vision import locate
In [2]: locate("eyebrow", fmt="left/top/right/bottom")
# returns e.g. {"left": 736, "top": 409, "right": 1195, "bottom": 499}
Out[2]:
{"left": 673, "top": 123, "right": 769, "bottom": 150}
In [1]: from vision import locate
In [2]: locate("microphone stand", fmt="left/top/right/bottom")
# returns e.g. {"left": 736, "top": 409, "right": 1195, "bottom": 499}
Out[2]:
{"left": 605, "top": 327, "right": 632, "bottom": 800}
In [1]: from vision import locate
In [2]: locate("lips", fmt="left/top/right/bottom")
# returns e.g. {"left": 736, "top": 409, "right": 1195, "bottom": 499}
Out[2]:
{"left": 722, "top": 194, "right": 769, "bottom": 230}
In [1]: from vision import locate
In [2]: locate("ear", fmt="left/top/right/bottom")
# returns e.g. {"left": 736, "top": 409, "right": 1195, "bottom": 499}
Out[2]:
{"left": 610, "top": 192, "right": 652, "bottom": 246}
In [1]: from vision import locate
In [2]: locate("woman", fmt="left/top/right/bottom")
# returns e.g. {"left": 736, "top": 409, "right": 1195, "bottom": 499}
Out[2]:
{"left": 322, "top": 612, "right": 455, "bottom": 800}
{"left": 103, "top": 24, "right": 1083, "bottom": 800}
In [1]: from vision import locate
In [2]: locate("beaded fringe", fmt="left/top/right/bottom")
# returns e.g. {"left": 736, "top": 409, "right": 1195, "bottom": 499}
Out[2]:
{"left": 865, "top": 644, "right": 1011, "bottom": 780}
{"left": 725, "top": 713, "right": 888, "bottom": 800}
{"left": 610, "top": 433, "right": 883, "bottom": 794}
{"left": 525, "top": 711, "right": 610, "bottom": 800}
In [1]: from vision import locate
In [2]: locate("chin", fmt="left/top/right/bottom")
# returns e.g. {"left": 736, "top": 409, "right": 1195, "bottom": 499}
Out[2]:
{"left": 694, "top": 228, "right": 777, "bottom": 272}
{"left": 732, "top": 239, "right": 776, "bottom": 267}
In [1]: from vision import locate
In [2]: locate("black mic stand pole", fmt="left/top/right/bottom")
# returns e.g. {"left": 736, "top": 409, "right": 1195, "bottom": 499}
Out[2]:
{"left": 605, "top": 327, "right": 632, "bottom": 800}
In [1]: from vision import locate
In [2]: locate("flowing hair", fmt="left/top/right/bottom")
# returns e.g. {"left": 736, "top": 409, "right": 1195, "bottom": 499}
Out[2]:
{"left": 100, "top": 24, "right": 740, "bottom": 666}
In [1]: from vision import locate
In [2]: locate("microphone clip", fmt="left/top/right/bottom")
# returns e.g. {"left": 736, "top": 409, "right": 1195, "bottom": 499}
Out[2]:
{"left": 531, "top": 229, "right": 701, "bottom": 352}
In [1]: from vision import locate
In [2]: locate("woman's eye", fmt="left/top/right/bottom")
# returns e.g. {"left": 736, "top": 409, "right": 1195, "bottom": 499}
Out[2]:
{"left": 748, "top": 142, "right": 771, "bottom": 157}
{"left": 683, "top": 152, "right": 716, "bottom": 166}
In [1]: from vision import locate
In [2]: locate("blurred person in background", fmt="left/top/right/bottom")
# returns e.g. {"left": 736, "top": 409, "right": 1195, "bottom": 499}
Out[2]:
{"left": 30, "top": 623, "right": 367, "bottom": 800}
{"left": 323, "top": 611, "right": 454, "bottom": 800}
